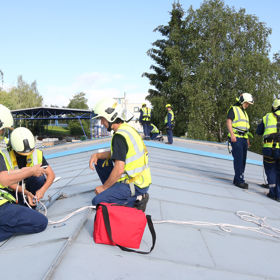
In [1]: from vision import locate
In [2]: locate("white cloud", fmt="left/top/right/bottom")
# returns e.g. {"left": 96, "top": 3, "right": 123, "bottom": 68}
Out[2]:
{"left": 42, "top": 71, "right": 150, "bottom": 108}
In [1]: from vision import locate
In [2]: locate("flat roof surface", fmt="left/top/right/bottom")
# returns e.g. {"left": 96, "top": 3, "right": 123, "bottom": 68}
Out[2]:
{"left": 1, "top": 137, "right": 280, "bottom": 280}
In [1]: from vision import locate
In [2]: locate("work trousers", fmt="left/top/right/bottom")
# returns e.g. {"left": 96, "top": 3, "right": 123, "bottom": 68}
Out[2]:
{"left": 92, "top": 159, "right": 148, "bottom": 206}
{"left": 263, "top": 147, "right": 280, "bottom": 200}
{"left": 166, "top": 128, "right": 173, "bottom": 144}
{"left": 231, "top": 137, "right": 248, "bottom": 184}
{"left": 142, "top": 121, "right": 151, "bottom": 139}
{"left": 17, "top": 175, "right": 46, "bottom": 206}
{"left": 0, "top": 203, "right": 48, "bottom": 242}
{"left": 150, "top": 133, "right": 160, "bottom": 140}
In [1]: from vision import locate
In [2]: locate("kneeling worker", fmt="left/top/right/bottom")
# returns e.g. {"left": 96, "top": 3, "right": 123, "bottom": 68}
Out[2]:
{"left": 89, "top": 98, "right": 151, "bottom": 211}
{"left": 0, "top": 105, "right": 48, "bottom": 242}
{"left": 149, "top": 123, "right": 163, "bottom": 141}
{"left": 7, "top": 127, "right": 55, "bottom": 205}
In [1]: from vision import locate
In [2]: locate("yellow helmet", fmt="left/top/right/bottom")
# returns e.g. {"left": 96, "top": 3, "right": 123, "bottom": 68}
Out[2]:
{"left": 142, "top": 103, "right": 146, "bottom": 107}
{"left": 272, "top": 99, "right": 280, "bottom": 111}
{"left": 166, "top": 104, "right": 172, "bottom": 108}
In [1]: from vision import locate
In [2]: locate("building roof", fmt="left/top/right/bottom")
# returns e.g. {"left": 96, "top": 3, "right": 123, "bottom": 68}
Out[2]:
{"left": 1, "top": 137, "right": 280, "bottom": 280}
{"left": 11, "top": 107, "right": 93, "bottom": 120}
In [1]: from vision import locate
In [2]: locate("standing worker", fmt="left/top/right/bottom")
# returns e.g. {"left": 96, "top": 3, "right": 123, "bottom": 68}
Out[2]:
{"left": 89, "top": 98, "right": 151, "bottom": 211}
{"left": 256, "top": 99, "right": 280, "bottom": 202}
{"left": 0, "top": 104, "right": 48, "bottom": 242}
{"left": 165, "top": 104, "right": 174, "bottom": 144}
{"left": 139, "top": 103, "right": 151, "bottom": 140}
{"left": 226, "top": 93, "right": 254, "bottom": 189}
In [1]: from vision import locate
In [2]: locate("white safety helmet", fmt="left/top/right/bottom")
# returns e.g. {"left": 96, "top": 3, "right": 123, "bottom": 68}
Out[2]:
{"left": 272, "top": 99, "right": 280, "bottom": 111}
{"left": 93, "top": 98, "right": 126, "bottom": 122}
{"left": 0, "top": 104, "right": 14, "bottom": 130}
{"left": 10, "top": 127, "right": 35, "bottom": 154}
{"left": 239, "top": 93, "right": 254, "bottom": 105}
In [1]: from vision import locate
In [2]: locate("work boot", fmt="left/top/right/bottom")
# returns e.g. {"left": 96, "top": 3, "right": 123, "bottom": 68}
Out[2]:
{"left": 266, "top": 192, "right": 280, "bottom": 202}
{"left": 134, "top": 193, "right": 149, "bottom": 212}
{"left": 234, "top": 182, "right": 248, "bottom": 189}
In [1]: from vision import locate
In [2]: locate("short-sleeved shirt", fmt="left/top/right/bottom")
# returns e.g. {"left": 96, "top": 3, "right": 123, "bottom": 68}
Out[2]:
{"left": 227, "top": 102, "right": 243, "bottom": 121}
{"left": 0, "top": 151, "right": 48, "bottom": 172}
{"left": 111, "top": 134, "right": 128, "bottom": 162}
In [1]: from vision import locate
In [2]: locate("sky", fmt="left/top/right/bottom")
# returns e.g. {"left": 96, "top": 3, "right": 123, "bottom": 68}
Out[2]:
{"left": 0, "top": 0, "right": 279, "bottom": 109}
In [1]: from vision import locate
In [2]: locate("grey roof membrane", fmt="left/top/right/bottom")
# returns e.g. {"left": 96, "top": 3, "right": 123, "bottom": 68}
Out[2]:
{"left": 1, "top": 137, "right": 280, "bottom": 280}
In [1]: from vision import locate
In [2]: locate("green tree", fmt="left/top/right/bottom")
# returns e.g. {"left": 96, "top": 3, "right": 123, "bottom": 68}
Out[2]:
{"left": 143, "top": 2, "right": 187, "bottom": 135}
{"left": 144, "top": 0, "right": 280, "bottom": 151}
{"left": 67, "top": 92, "right": 90, "bottom": 137}
{"left": 8, "top": 76, "right": 43, "bottom": 109}
{"left": 67, "top": 92, "right": 89, "bottom": 109}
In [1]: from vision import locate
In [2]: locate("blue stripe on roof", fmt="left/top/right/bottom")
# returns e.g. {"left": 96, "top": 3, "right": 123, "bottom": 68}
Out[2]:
{"left": 45, "top": 142, "right": 111, "bottom": 159}
{"left": 45, "top": 140, "right": 262, "bottom": 166}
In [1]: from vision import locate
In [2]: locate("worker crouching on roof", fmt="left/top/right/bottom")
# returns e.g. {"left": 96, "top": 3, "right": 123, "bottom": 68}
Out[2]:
{"left": 226, "top": 93, "right": 254, "bottom": 189}
{"left": 89, "top": 98, "right": 151, "bottom": 211}
{"left": 139, "top": 103, "right": 151, "bottom": 140}
{"left": 165, "top": 104, "right": 174, "bottom": 144}
{"left": 7, "top": 127, "right": 55, "bottom": 206}
{"left": 256, "top": 99, "right": 280, "bottom": 202}
{"left": 0, "top": 105, "right": 48, "bottom": 242}
{"left": 149, "top": 123, "right": 163, "bottom": 142}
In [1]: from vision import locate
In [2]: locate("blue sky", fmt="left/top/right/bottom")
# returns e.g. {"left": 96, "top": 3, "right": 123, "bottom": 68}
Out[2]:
{"left": 0, "top": 0, "right": 279, "bottom": 108}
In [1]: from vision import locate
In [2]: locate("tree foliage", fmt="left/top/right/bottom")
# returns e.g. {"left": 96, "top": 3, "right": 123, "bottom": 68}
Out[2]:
{"left": 144, "top": 0, "right": 280, "bottom": 151}
{"left": 67, "top": 92, "right": 90, "bottom": 137}
{"left": 0, "top": 75, "right": 43, "bottom": 109}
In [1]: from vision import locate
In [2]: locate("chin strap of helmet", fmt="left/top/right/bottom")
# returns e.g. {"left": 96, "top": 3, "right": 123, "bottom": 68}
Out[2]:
{"left": 107, "top": 122, "right": 113, "bottom": 132}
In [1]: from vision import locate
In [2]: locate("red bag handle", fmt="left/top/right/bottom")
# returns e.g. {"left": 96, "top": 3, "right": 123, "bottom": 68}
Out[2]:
{"left": 99, "top": 203, "right": 156, "bottom": 254}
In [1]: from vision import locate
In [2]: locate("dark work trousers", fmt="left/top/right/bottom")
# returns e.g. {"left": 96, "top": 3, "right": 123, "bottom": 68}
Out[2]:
{"left": 150, "top": 133, "right": 160, "bottom": 140}
{"left": 0, "top": 203, "right": 48, "bottom": 242}
{"left": 92, "top": 159, "right": 148, "bottom": 206}
{"left": 142, "top": 121, "right": 151, "bottom": 139}
{"left": 230, "top": 137, "right": 248, "bottom": 184}
{"left": 17, "top": 175, "right": 46, "bottom": 206}
{"left": 263, "top": 147, "right": 280, "bottom": 200}
{"left": 166, "top": 128, "right": 173, "bottom": 144}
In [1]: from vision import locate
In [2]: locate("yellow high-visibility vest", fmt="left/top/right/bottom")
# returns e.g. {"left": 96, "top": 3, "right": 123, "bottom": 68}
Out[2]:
{"left": 111, "top": 123, "right": 152, "bottom": 188}
{"left": 141, "top": 107, "right": 151, "bottom": 121}
{"left": 263, "top": 111, "right": 280, "bottom": 148}
{"left": 228, "top": 106, "right": 250, "bottom": 139}
{"left": 150, "top": 124, "right": 159, "bottom": 134}
{"left": 0, "top": 149, "right": 43, "bottom": 205}
{"left": 164, "top": 110, "right": 174, "bottom": 124}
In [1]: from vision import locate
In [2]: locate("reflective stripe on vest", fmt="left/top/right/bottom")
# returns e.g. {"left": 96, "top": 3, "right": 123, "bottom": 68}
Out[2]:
{"left": 0, "top": 150, "right": 15, "bottom": 205}
{"left": 142, "top": 107, "right": 151, "bottom": 121}
{"left": 229, "top": 106, "right": 250, "bottom": 138}
{"left": 111, "top": 123, "right": 151, "bottom": 188}
{"left": 263, "top": 111, "right": 280, "bottom": 148}
{"left": 165, "top": 110, "right": 174, "bottom": 124}
{"left": 151, "top": 124, "right": 159, "bottom": 134}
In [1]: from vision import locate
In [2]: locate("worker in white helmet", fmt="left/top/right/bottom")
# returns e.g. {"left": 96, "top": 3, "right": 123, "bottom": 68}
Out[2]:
{"left": 226, "top": 93, "right": 254, "bottom": 189}
{"left": 0, "top": 104, "right": 47, "bottom": 242}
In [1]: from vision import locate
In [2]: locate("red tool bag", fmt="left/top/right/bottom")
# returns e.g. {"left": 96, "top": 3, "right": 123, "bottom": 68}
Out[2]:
{"left": 93, "top": 203, "right": 156, "bottom": 254}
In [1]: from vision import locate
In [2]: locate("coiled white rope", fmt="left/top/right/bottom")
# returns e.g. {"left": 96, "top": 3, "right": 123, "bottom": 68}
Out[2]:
{"left": 153, "top": 211, "right": 280, "bottom": 239}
